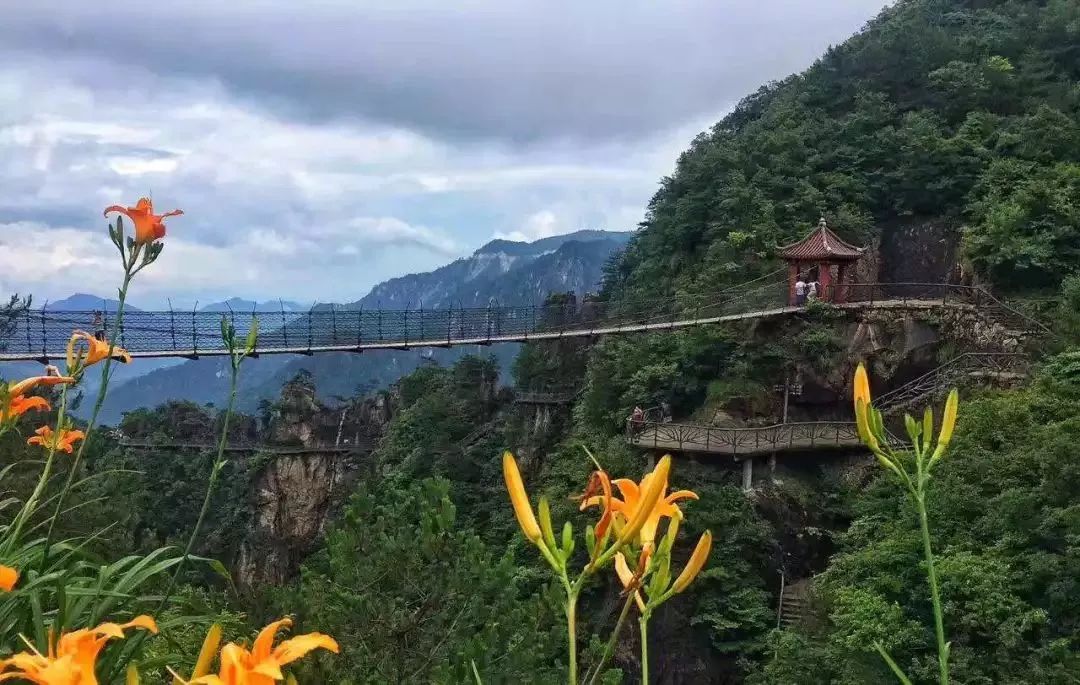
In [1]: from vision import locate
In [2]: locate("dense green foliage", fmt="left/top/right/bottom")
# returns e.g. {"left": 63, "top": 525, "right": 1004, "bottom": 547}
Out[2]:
{"left": 605, "top": 0, "right": 1080, "bottom": 299}
{"left": 757, "top": 351, "right": 1080, "bottom": 684}
{"left": 281, "top": 478, "right": 561, "bottom": 683}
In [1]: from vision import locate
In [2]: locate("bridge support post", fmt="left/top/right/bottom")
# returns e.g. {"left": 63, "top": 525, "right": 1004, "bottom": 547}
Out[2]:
{"left": 742, "top": 458, "right": 753, "bottom": 492}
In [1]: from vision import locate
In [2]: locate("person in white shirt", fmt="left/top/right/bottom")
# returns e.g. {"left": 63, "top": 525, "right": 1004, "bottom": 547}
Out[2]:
{"left": 807, "top": 280, "right": 819, "bottom": 301}
{"left": 795, "top": 277, "right": 807, "bottom": 305}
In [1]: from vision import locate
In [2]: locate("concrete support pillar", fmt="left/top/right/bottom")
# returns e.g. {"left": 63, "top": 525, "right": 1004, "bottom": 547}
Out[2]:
{"left": 742, "top": 457, "right": 754, "bottom": 492}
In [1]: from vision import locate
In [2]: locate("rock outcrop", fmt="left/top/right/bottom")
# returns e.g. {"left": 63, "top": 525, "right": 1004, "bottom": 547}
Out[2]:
{"left": 235, "top": 377, "right": 396, "bottom": 590}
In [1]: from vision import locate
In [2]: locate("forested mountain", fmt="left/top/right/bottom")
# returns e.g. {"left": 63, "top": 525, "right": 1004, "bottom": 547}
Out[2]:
{"left": 605, "top": 0, "right": 1080, "bottom": 302}
{"left": 96, "top": 230, "right": 630, "bottom": 423}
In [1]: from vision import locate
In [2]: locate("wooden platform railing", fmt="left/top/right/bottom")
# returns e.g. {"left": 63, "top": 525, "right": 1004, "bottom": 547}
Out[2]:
{"left": 626, "top": 420, "right": 862, "bottom": 458}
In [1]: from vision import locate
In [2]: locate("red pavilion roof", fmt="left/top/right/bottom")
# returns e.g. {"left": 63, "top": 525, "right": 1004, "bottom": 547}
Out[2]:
{"left": 779, "top": 218, "right": 863, "bottom": 261}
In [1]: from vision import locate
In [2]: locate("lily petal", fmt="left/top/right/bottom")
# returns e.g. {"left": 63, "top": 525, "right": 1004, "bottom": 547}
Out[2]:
{"left": 0, "top": 565, "right": 18, "bottom": 591}
{"left": 272, "top": 633, "right": 340, "bottom": 666}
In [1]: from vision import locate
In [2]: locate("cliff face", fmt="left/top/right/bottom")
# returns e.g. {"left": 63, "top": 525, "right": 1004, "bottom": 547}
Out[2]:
{"left": 236, "top": 453, "right": 346, "bottom": 588}
{"left": 235, "top": 379, "right": 396, "bottom": 589}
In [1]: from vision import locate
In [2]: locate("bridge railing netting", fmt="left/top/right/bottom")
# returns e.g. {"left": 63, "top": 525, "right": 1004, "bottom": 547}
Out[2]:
{"left": 2, "top": 278, "right": 792, "bottom": 358}
{"left": 1, "top": 281, "right": 1011, "bottom": 359}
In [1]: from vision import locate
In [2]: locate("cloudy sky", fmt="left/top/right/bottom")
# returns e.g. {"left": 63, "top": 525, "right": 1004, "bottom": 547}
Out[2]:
{"left": 0, "top": 1, "right": 888, "bottom": 308}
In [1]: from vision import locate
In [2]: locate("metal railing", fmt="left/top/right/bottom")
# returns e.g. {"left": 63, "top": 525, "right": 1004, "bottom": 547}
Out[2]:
{"left": 514, "top": 390, "right": 578, "bottom": 404}
{"left": 874, "top": 352, "right": 1029, "bottom": 413}
{"left": 626, "top": 419, "right": 862, "bottom": 457}
{"left": 0, "top": 281, "right": 1047, "bottom": 361}
{"left": 118, "top": 440, "right": 369, "bottom": 454}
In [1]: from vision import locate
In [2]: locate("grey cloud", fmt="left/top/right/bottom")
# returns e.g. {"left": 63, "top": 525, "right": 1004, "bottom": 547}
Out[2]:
{"left": 1, "top": 1, "right": 889, "bottom": 143}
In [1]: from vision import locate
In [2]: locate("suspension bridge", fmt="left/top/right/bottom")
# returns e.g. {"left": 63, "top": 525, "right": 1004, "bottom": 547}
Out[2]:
{"left": 0, "top": 278, "right": 1043, "bottom": 363}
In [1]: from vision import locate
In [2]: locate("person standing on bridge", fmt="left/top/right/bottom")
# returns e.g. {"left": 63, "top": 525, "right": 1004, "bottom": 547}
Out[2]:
{"left": 92, "top": 311, "right": 105, "bottom": 341}
{"left": 794, "top": 276, "right": 807, "bottom": 305}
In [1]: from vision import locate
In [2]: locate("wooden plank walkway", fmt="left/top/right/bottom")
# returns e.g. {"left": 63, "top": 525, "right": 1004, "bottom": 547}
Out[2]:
{"left": 627, "top": 420, "right": 864, "bottom": 458}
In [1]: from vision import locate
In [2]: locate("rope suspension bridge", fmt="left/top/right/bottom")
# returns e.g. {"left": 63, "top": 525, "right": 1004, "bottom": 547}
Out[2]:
{"left": 1, "top": 278, "right": 1045, "bottom": 363}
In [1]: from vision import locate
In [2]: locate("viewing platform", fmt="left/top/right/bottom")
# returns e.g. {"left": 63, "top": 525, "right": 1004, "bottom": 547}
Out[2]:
{"left": 626, "top": 420, "right": 863, "bottom": 458}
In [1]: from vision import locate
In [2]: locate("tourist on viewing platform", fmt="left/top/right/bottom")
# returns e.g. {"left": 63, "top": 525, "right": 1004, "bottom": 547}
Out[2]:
{"left": 794, "top": 276, "right": 807, "bottom": 305}
{"left": 808, "top": 279, "right": 819, "bottom": 302}
{"left": 630, "top": 405, "right": 645, "bottom": 433}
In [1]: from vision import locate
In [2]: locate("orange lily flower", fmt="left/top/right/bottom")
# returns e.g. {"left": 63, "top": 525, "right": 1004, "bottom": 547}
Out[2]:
{"left": 183, "top": 618, "right": 338, "bottom": 685}
{"left": 5, "top": 374, "right": 75, "bottom": 399}
{"left": 104, "top": 197, "right": 183, "bottom": 245}
{"left": 853, "top": 363, "right": 879, "bottom": 451}
{"left": 582, "top": 457, "right": 695, "bottom": 550}
{"left": 578, "top": 469, "right": 616, "bottom": 541}
{"left": 1, "top": 374, "right": 69, "bottom": 431}
{"left": 0, "top": 395, "right": 50, "bottom": 423}
{"left": 0, "top": 565, "right": 17, "bottom": 592}
{"left": 0, "top": 615, "right": 156, "bottom": 684}
{"left": 27, "top": 425, "right": 85, "bottom": 454}
{"left": 66, "top": 330, "right": 132, "bottom": 371}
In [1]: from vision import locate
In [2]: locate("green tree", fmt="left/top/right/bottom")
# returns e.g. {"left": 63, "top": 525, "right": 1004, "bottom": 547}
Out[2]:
{"left": 757, "top": 350, "right": 1080, "bottom": 683}
{"left": 965, "top": 160, "right": 1080, "bottom": 290}
{"left": 283, "top": 477, "right": 560, "bottom": 684}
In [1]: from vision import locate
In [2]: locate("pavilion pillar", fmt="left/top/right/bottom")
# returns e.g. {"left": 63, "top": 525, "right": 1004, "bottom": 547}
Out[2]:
{"left": 742, "top": 457, "right": 754, "bottom": 492}
{"left": 787, "top": 262, "right": 799, "bottom": 305}
{"left": 818, "top": 261, "right": 833, "bottom": 301}
{"left": 836, "top": 264, "right": 849, "bottom": 303}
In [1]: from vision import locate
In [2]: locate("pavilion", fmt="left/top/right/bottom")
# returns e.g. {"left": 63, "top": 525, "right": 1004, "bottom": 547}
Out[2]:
{"left": 779, "top": 218, "right": 864, "bottom": 305}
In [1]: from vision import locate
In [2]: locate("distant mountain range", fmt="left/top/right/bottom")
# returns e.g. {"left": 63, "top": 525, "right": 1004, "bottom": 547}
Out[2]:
{"left": 85, "top": 230, "right": 630, "bottom": 423}
{"left": 39, "top": 294, "right": 307, "bottom": 314}
{"left": 0, "top": 297, "right": 308, "bottom": 413}
{"left": 198, "top": 298, "right": 308, "bottom": 313}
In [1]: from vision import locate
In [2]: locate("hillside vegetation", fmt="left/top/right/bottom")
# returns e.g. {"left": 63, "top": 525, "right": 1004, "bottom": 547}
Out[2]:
{"left": 606, "top": 0, "right": 1080, "bottom": 300}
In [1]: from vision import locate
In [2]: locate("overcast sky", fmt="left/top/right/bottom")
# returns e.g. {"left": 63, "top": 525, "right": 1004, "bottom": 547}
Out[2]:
{"left": 0, "top": 1, "right": 889, "bottom": 308}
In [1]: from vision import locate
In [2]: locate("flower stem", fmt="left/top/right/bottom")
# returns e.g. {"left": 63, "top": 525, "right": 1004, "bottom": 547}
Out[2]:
{"left": 158, "top": 360, "right": 240, "bottom": 610}
{"left": 113, "top": 346, "right": 241, "bottom": 682}
{"left": 565, "top": 583, "right": 579, "bottom": 685}
{"left": 5, "top": 385, "right": 68, "bottom": 554}
{"left": 639, "top": 614, "right": 650, "bottom": 685}
{"left": 585, "top": 592, "right": 636, "bottom": 685}
{"left": 41, "top": 268, "right": 133, "bottom": 568}
{"left": 917, "top": 494, "right": 949, "bottom": 685}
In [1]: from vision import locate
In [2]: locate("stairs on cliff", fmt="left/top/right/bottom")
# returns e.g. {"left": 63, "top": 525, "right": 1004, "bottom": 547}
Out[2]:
{"left": 778, "top": 578, "right": 812, "bottom": 629}
{"left": 874, "top": 352, "right": 1030, "bottom": 414}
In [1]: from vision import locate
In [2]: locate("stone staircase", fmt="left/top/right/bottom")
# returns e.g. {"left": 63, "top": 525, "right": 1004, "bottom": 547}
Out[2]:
{"left": 874, "top": 352, "right": 1030, "bottom": 414}
{"left": 778, "top": 578, "right": 812, "bottom": 629}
